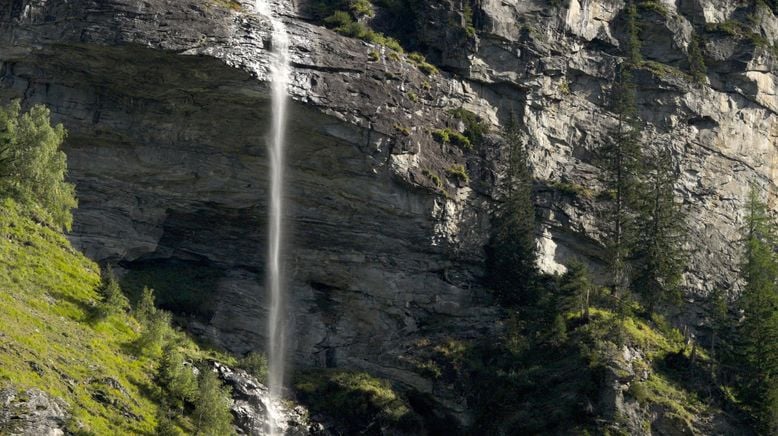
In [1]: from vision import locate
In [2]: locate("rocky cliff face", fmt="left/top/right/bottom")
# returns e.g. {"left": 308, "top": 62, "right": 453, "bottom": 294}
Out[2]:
{"left": 1, "top": 0, "right": 776, "bottom": 431}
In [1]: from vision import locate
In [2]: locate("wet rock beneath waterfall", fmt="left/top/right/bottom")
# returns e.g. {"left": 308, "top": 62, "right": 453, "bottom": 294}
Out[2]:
{"left": 213, "top": 362, "right": 330, "bottom": 435}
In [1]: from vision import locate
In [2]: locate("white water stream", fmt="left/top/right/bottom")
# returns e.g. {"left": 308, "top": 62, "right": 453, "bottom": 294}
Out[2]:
{"left": 254, "top": 1, "right": 290, "bottom": 434}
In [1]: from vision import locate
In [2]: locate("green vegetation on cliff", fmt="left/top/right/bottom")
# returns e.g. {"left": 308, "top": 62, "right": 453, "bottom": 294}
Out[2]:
{"left": 0, "top": 101, "right": 76, "bottom": 231}
{"left": 0, "top": 103, "right": 236, "bottom": 435}
{"left": 0, "top": 198, "right": 158, "bottom": 434}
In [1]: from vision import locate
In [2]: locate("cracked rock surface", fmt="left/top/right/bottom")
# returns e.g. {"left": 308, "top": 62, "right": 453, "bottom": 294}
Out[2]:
{"left": 1, "top": 0, "right": 776, "bottom": 430}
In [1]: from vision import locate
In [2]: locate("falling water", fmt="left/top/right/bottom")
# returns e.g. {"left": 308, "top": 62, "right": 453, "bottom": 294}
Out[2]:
{"left": 255, "top": 0, "right": 290, "bottom": 434}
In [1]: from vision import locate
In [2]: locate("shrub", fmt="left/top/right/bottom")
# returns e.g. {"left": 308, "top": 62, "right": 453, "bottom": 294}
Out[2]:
{"left": 449, "top": 108, "right": 489, "bottom": 144}
{"left": 155, "top": 407, "right": 185, "bottom": 436}
{"left": 552, "top": 181, "right": 594, "bottom": 199}
{"left": 159, "top": 344, "right": 199, "bottom": 408}
{"left": 687, "top": 34, "right": 707, "bottom": 84}
{"left": 135, "top": 286, "right": 157, "bottom": 325}
{"left": 97, "top": 266, "right": 129, "bottom": 317}
{"left": 422, "top": 169, "right": 443, "bottom": 189}
{"left": 432, "top": 129, "right": 449, "bottom": 143}
{"left": 238, "top": 352, "right": 268, "bottom": 384}
{"left": 323, "top": 8, "right": 404, "bottom": 52}
{"left": 0, "top": 101, "right": 77, "bottom": 230}
{"left": 294, "top": 369, "right": 420, "bottom": 432}
{"left": 350, "top": 0, "right": 374, "bottom": 17}
{"left": 323, "top": 10, "right": 353, "bottom": 28}
{"left": 194, "top": 369, "right": 234, "bottom": 435}
{"left": 446, "top": 164, "right": 469, "bottom": 183}
{"left": 432, "top": 128, "right": 472, "bottom": 150}
{"left": 408, "top": 52, "right": 438, "bottom": 75}
{"left": 137, "top": 308, "right": 173, "bottom": 356}
{"left": 638, "top": 1, "right": 668, "bottom": 17}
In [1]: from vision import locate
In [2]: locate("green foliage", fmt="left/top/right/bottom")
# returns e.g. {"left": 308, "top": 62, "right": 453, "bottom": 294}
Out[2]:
{"left": 155, "top": 407, "right": 185, "bottom": 436}
{"left": 445, "top": 164, "right": 469, "bottom": 183}
{"left": 486, "top": 114, "right": 539, "bottom": 307}
{"left": 626, "top": 0, "right": 642, "bottom": 65}
{"left": 599, "top": 56, "right": 643, "bottom": 300}
{"left": 407, "top": 52, "right": 438, "bottom": 75}
{"left": 0, "top": 101, "right": 77, "bottom": 231}
{"left": 687, "top": 34, "right": 707, "bottom": 84}
{"left": 639, "top": 60, "right": 693, "bottom": 81}
{"left": 448, "top": 108, "right": 490, "bottom": 145}
{"left": 159, "top": 344, "right": 199, "bottom": 409}
{"left": 323, "top": 10, "right": 352, "bottom": 28}
{"left": 0, "top": 198, "right": 236, "bottom": 434}
{"left": 432, "top": 128, "right": 472, "bottom": 150}
{"left": 135, "top": 286, "right": 157, "bottom": 326}
{"left": 96, "top": 266, "right": 130, "bottom": 318}
{"left": 238, "top": 352, "right": 268, "bottom": 384}
{"left": 733, "top": 187, "right": 778, "bottom": 432}
{"left": 319, "top": 3, "right": 404, "bottom": 52}
{"left": 638, "top": 1, "right": 669, "bottom": 17}
{"left": 137, "top": 307, "right": 173, "bottom": 356}
{"left": 294, "top": 369, "right": 420, "bottom": 432}
{"left": 0, "top": 199, "right": 156, "bottom": 433}
{"left": 705, "top": 18, "right": 773, "bottom": 49}
{"left": 421, "top": 168, "right": 443, "bottom": 189}
{"left": 632, "top": 148, "right": 686, "bottom": 311}
{"left": 349, "top": 0, "right": 374, "bottom": 17}
{"left": 552, "top": 181, "right": 594, "bottom": 199}
{"left": 367, "top": 49, "right": 380, "bottom": 61}
{"left": 560, "top": 261, "right": 594, "bottom": 319}
{"left": 194, "top": 369, "right": 234, "bottom": 436}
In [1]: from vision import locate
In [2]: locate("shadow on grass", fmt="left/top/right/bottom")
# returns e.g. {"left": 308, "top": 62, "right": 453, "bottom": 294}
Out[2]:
{"left": 654, "top": 350, "right": 751, "bottom": 429}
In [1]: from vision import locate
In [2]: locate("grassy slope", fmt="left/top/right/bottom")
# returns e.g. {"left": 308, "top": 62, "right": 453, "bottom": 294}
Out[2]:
{"left": 0, "top": 199, "right": 158, "bottom": 434}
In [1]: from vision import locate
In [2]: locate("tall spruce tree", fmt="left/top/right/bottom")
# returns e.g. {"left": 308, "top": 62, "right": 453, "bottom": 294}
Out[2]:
{"left": 559, "top": 260, "right": 593, "bottom": 320}
{"left": 632, "top": 148, "right": 686, "bottom": 311}
{"left": 486, "top": 113, "right": 538, "bottom": 306}
{"left": 735, "top": 187, "right": 778, "bottom": 432}
{"left": 599, "top": 1, "right": 643, "bottom": 303}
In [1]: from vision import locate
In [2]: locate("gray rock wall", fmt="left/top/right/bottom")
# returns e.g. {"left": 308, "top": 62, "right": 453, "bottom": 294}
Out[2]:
{"left": 1, "top": 0, "right": 776, "bottom": 424}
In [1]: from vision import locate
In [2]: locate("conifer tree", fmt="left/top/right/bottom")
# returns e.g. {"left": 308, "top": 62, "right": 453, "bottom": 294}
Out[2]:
{"left": 688, "top": 34, "right": 707, "bottom": 84}
{"left": 97, "top": 265, "right": 129, "bottom": 317}
{"left": 487, "top": 113, "right": 538, "bottom": 306}
{"left": 598, "top": 0, "right": 645, "bottom": 307}
{"left": 135, "top": 286, "right": 157, "bottom": 325}
{"left": 559, "top": 260, "right": 593, "bottom": 319}
{"left": 632, "top": 148, "right": 686, "bottom": 311}
{"left": 735, "top": 187, "right": 778, "bottom": 432}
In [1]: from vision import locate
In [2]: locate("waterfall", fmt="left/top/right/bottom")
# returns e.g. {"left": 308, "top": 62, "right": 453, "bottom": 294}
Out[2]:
{"left": 255, "top": 1, "right": 290, "bottom": 434}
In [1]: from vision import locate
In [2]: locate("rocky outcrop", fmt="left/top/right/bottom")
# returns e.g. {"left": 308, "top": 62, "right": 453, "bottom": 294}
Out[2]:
{"left": 1, "top": 0, "right": 776, "bottom": 431}
{"left": 0, "top": 389, "right": 69, "bottom": 436}
{"left": 213, "top": 362, "right": 327, "bottom": 435}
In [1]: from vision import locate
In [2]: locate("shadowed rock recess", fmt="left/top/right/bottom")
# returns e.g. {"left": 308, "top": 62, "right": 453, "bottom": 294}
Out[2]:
{"left": 1, "top": 0, "right": 776, "bottom": 431}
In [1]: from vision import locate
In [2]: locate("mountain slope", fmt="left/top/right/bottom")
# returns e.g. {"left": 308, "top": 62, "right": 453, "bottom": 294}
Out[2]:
{"left": 0, "top": 199, "right": 162, "bottom": 433}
